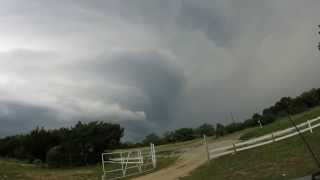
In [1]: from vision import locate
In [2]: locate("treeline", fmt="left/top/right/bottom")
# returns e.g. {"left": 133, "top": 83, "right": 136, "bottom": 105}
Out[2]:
{"left": 0, "top": 121, "right": 123, "bottom": 167}
{"left": 140, "top": 123, "right": 233, "bottom": 146}
{"left": 243, "top": 88, "right": 320, "bottom": 127}
{"left": 141, "top": 88, "right": 320, "bottom": 145}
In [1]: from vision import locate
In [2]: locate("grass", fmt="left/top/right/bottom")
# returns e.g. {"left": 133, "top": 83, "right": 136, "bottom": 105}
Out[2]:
{"left": 116, "top": 137, "right": 206, "bottom": 158}
{"left": 0, "top": 160, "right": 101, "bottom": 180}
{"left": 181, "top": 131, "right": 320, "bottom": 180}
{"left": 181, "top": 107, "right": 320, "bottom": 180}
{"left": 240, "top": 106, "right": 320, "bottom": 140}
{"left": 157, "top": 138, "right": 203, "bottom": 151}
{"left": 122, "top": 138, "right": 204, "bottom": 153}
{"left": 0, "top": 157, "right": 177, "bottom": 180}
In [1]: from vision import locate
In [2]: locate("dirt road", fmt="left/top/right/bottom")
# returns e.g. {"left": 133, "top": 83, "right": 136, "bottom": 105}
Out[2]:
{"left": 132, "top": 134, "right": 240, "bottom": 180}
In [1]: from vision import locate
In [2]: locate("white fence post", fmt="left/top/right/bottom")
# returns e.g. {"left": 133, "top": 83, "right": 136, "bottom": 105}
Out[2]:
{"left": 272, "top": 133, "right": 275, "bottom": 142}
{"left": 150, "top": 143, "right": 157, "bottom": 169}
{"left": 150, "top": 143, "right": 153, "bottom": 168}
{"left": 154, "top": 144, "right": 157, "bottom": 167}
{"left": 138, "top": 151, "right": 143, "bottom": 173}
{"left": 101, "top": 154, "right": 106, "bottom": 180}
{"left": 232, "top": 143, "right": 237, "bottom": 154}
{"left": 203, "top": 135, "right": 210, "bottom": 161}
{"left": 308, "top": 120, "right": 313, "bottom": 133}
{"left": 258, "top": 119, "right": 263, "bottom": 128}
{"left": 121, "top": 152, "right": 125, "bottom": 177}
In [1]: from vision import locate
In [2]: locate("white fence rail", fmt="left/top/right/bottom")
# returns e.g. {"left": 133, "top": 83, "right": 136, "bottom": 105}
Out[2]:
{"left": 102, "top": 143, "right": 156, "bottom": 180}
{"left": 209, "top": 116, "right": 320, "bottom": 159}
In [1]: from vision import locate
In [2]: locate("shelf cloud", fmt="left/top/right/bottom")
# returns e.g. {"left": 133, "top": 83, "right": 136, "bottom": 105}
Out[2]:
{"left": 0, "top": 0, "right": 320, "bottom": 140}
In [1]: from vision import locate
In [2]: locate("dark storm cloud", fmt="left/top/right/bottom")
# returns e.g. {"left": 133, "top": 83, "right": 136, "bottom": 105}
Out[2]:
{"left": 0, "top": 0, "right": 320, "bottom": 141}
{"left": 73, "top": 51, "right": 186, "bottom": 133}
{"left": 0, "top": 101, "right": 62, "bottom": 136}
{"left": 96, "top": 52, "right": 185, "bottom": 124}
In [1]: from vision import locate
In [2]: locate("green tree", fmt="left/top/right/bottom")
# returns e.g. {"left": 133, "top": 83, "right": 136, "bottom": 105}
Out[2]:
{"left": 216, "top": 123, "right": 226, "bottom": 138}
{"left": 173, "top": 128, "right": 195, "bottom": 142}
{"left": 142, "top": 133, "right": 161, "bottom": 145}
{"left": 225, "top": 122, "right": 244, "bottom": 134}
{"left": 0, "top": 121, "right": 124, "bottom": 167}
{"left": 163, "top": 131, "right": 175, "bottom": 143}
{"left": 195, "top": 124, "right": 215, "bottom": 137}
{"left": 24, "top": 127, "right": 60, "bottom": 162}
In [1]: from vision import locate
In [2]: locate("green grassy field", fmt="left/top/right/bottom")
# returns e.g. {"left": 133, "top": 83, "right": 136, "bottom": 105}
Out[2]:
{"left": 181, "top": 107, "right": 320, "bottom": 180}
{"left": 0, "top": 159, "right": 100, "bottom": 180}
{"left": 0, "top": 157, "right": 177, "bottom": 180}
{"left": 240, "top": 106, "right": 320, "bottom": 140}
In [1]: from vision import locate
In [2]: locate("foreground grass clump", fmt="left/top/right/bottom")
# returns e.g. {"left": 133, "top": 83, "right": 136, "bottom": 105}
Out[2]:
{"left": 181, "top": 126, "right": 320, "bottom": 180}
{"left": 0, "top": 159, "right": 101, "bottom": 180}
{"left": 240, "top": 106, "right": 320, "bottom": 140}
{"left": 0, "top": 157, "right": 177, "bottom": 180}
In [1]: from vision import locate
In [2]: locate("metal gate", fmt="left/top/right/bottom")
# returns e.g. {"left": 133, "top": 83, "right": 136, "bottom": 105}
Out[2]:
{"left": 101, "top": 143, "right": 156, "bottom": 180}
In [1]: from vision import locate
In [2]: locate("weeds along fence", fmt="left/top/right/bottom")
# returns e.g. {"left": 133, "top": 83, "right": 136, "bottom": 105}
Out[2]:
{"left": 208, "top": 116, "right": 320, "bottom": 160}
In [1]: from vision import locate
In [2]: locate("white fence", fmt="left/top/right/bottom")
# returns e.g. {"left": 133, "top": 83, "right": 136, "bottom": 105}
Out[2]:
{"left": 208, "top": 116, "right": 320, "bottom": 160}
{"left": 101, "top": 143, "right": 156, "bottom": 180}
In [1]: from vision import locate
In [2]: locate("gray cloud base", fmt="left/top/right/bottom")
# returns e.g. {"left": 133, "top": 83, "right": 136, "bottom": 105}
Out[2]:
{"left": 0, "top": 0, "right": 320, "bottom": 141}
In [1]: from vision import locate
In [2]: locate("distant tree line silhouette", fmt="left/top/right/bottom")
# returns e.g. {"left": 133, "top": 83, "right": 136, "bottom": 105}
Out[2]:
{"left": 243, "top": 88, "right": 320, "bottom": 127}
{"left": 0, "top": 121, "right": 123, "bottom": 167}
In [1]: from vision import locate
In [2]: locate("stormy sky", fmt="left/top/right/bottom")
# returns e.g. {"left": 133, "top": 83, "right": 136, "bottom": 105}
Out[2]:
{"left": 0, "top": 0, "right": 320, "bottom": 141}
